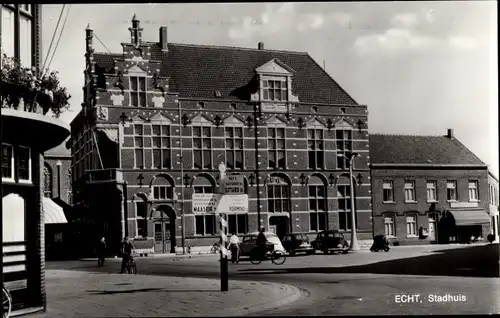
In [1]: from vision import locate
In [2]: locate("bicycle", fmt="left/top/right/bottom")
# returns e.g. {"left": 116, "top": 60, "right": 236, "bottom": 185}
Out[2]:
{"left": 249, "top": 244, "right": 287, "bottom": 265}
{"left": 3, "top": 282, "right": 12, "bottom": 318}
{"left": 210, "top": 242, "right": 221, "bottom": 254}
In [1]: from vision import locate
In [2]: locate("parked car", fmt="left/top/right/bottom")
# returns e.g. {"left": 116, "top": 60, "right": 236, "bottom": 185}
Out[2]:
{"left": 311, "top": 230, "right": 349, "bottom": 254}
{"left": 281, "top": 233, "right": 315, "bottom": 256}
{"left": 239, "top": 232, "right": 286, "bottom": 257}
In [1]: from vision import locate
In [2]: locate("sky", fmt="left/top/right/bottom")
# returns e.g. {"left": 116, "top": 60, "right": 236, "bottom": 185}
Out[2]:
{"left": 41, "top": 2, "right": 498, "bottom": 176}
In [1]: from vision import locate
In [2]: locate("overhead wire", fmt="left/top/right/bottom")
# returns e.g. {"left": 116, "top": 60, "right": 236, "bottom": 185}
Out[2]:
{"left": 41, "top": 4, "right": 66, "bottom": 73}
{"left": 46, "top": 4, "right": 71, "bottom": 72}
{"left": 93, "top": 32, "right": 113, "bottom": 54}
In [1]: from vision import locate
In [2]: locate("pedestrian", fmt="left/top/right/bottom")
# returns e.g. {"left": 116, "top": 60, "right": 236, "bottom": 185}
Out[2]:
{"left": 228, "top": 232, "right": 240, "bottom": 263}
{"left": 97, "top": 237, "right": 106, "bottom": 267}
{"left": 119, "top": 237, "right": 135, "bottom": 274}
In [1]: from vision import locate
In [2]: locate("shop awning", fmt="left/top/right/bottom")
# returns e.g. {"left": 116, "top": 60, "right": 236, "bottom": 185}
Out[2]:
{"left": 449, "top": 209, "right": 490, "bottom": 226}
{"left": 43, "top": 197, "right": 68, "bottom": 224}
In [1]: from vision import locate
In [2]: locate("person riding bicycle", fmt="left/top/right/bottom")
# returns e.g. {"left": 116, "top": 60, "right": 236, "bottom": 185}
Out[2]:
{"left": 256, "top": 228, "right": 269, "bottom": 257}
{"left": 119, "top": 237, "right": 135, "bottom": 274}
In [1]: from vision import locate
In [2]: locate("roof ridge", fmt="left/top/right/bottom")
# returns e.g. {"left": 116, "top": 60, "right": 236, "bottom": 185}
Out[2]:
{"left": 94, "top": 52, "right": 122, "bottom": 56}
{"left": 370, "top": 133, "right": 448, "bottom": 137}
{"left": 165, "top": 42, "right": 309, "bottom": 55}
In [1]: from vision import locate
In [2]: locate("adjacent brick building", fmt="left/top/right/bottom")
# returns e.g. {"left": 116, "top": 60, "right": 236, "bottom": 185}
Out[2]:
{"left": 487, "top": 171, "right": 499, "bottom": 243}
{"left": 369, "top": 129, "right": 492, "bottom": 245}
{"left": 69, "top": 16, "right": 372, "bottom": 255}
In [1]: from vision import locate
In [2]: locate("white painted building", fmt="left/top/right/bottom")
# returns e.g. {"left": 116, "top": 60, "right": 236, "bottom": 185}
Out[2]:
{"left": 487, "top": 171, "right": 499, "bottom": 243}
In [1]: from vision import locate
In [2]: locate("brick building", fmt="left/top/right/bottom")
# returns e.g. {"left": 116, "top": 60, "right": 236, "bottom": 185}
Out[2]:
{"left": 369, "top": 129, "right": 491, "bottom": 245}
{"left": 69, "top": 16, "right": 372, "bottom": 255}
{"left": 44, "top": 139, "right": 72, "bottom": 203}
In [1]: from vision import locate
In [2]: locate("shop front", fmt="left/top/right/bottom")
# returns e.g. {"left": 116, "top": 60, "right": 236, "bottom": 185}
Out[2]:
{"left": 438, "top": 209, "right": 491, "bottom": 244}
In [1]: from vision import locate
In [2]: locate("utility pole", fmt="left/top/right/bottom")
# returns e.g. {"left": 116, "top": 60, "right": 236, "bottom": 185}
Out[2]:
{"left": 347, "top": 152, "right": 361, "bottom": 251}
{"left": 178, "top": 101, "right": 186, "bottom": 254}
{"left": 254, "top": 104, "right": 262, "bottom": 230}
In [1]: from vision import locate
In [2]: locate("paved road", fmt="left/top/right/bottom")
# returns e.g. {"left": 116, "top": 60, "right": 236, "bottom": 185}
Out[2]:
{"left": 48, "top": 244, "right": 500, "bottom": 315}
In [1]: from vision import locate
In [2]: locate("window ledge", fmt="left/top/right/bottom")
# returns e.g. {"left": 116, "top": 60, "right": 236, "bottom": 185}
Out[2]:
{"left": 426, "top": 200, "right": 439, "bottom": 203}
{"left": 18, "top": 179, "right": 32, "bottom": 184}
{"left": 406, "top": 235, "right": 418, "bottom": 238}
{"left": 386, "top": 235, "right": 397, "bottom": 239}
{"left": 405, "top": 201, "right": 418, "bottom": 204}
{"left": 2, "top": 178, "right": 15, "bottom": 183}
{"left": 447, "top": 200, "right": 458, "bottom": 203}
{"left": 383, "top": 201, "right": 396, "bottom": 204}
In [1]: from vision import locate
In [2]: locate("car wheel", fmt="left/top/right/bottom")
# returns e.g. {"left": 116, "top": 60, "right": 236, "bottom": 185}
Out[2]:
{"left": 322, "top": 249, "right": 329, "bottom": 255}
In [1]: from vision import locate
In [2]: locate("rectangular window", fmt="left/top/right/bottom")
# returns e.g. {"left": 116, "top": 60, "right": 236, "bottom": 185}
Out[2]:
{"left": 19, "top": 14, "right": 32, "bottom": 67}
{"left": 267, "top": 184, "right": 289, "bottom": 213}
{"left": 309, "top": 185, "right": 327, "bottom": 231}
{"left": 193, "top": 126, "right": 212, "bottom": 169}
{"left": 195, "top": 215, "right": 216, "bottom": 235}
{"left": 1, "top": 6, "right": 15, "bottom": 59}
{"left": 307, "top": 129, "right": 324, "bottom": 169}
{"left": 426, "top": 181, "right": 437, "bottom": 202}
{"left": 468, "top": 181, "right": 479, "bottom": 201}
{"left": 262, "top": 79, "right": 287, "bottom": 101}
{"left": 225, "top": 127, "right": 244, "bottom": 169}
{"left": 193, "top": 186, "right": 214, "bottom": 194}
{"left": 406, "top": 216, "right": 417, "bottom": 237}
{"left": 384, "top": 216, "right": 395, "bottom": 237}
{"left": 447, "top": 181, "right": 457, "bottom": 201}
{"left": 130, "top": 76, "right": 147, "bottom": 107}
{"left": 404, "top": 181, "right": 416, "bottom": 202}
{"left": 153, "top": 186, "right": 173, "bottom": 200}
{"left": 336, "top": 129, "right": 352, "bottom": 169}
{"left": 267, "top": 128, "right": 286, "bottom": 169}
{"left": 18, "top": 146, "right": 31, "bottom": 182}
{"left": 337, "top": 184, "right": 355, "bottom": 230}
{"left": 383, "top": 181, "right": 394, "bottom": 202}
{"left": 152, "top": 124, "right": 171, "bottom": 169}
{"left": 228, "top": 214, "right": 248, "bottom": 235}
{"left": 2, "top": 143, "right": 14, "bottom": 180}
{"left": 136, "top": 201, "right": 148, "bottom": 237}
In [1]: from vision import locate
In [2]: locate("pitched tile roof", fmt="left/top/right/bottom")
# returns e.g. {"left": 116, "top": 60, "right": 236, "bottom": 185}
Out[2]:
{"left": 369, "top": 134, "right": 486, "bottom": 166}
{"left": 93, "top": 42, "right": 358, "bottom": 105}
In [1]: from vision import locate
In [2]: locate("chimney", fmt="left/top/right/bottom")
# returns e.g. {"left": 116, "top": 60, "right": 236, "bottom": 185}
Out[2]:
{"left": 85, "top": 23, "right": 93, "bottom": 52}
{"left": 447, "top": 128, "right": 454, "bottom": 139}
{"left": 258, "top": 42, "right": 264, "bottom": 50}
{"left": 159, "top": 26, "right": 168, "bottom": 51}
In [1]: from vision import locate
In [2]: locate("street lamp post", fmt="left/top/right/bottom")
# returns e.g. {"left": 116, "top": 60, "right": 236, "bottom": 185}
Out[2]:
{"left": 338, "top": 152, "right": 361, "bottom": 251}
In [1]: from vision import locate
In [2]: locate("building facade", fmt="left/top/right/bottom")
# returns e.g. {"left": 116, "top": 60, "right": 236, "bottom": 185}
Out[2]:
{"left": 2, "top": 4, "right": 70, "bottom": 315}
{"left": 69, "top": 16, "right": 372, "bottom": 255}
{"left": 44, "top": 140, "right": 72, "bottom": 204}
{"left": 487, "top": 171, "right": 499, "bottom": 243}
{"left": 370, "top": 129, "right": 491, "bottom": 245}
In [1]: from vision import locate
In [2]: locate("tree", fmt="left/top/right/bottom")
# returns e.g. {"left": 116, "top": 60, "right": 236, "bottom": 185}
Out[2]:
{"left": 1, "top": 54, "right": 71, "bottom": 118}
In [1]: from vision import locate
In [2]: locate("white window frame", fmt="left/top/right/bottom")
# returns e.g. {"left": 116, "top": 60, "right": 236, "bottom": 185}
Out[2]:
{"left": 129, "top": 75, "right": 148, "bottom": 107}
{"left": 307, "top": 128, "right": 325, "bottom": 170}
{"left": 18, "top": 146, "right": 32, "bottom": 184}
{"left": 267, "top": 127, "right": 286, "bottom": 169}
{"left": 135, "top": 201, "right": 148, "bottom": 238}
{"left": 133, "top": 124, "right": 145, "bottom": 169}
{"left": 2, "top": 143, "right": 15, "bottom": 182}
{"left": 406, "top": 215, "right": 417, "bottom": 237}
{"left": 446, "top": 180, "right": 457, "bottom": 202}
{"left": 228, "top": 214, "right": 248, "bottom": 235}
{"left": 404, "top": 181, "right": 416, "bottom": 203}
{"left": 224, "top": 126, "right": 244, "bottom": 170}
{"left": 426, "top": 180, "right": 438, "bottom": 203}
{"left": 384, "top": 216, "right": 396, "bottom": 238}
{"left": 194, "top": 214, "right": 217, "bottom": 236}
{"left": 336, "top": 129, "right": 353, "bottom": 170}
{"left": 261, "top": 77, "right": 288, "bottom": 102}
{"left": 192, "top": 126, "right": 213, "bottom": 169}
{"left": 152, "top": 124, "right": 172, "bottom": 170}
{"left": 383, "top": 181, "right": 394, "bottom": 203}
{"left": 468, "top": 180, "right": 479, "bottom": 202}
{"left": 152, "top": 179, "right": 173, "bottom": 200}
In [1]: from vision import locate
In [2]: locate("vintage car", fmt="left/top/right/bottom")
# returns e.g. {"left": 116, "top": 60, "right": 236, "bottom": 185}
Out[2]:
{"left": 311, "top": 230, "right": 349, "bottom": 254}
{"left": 281, "top": 233, "right": 315, "bottom": 256}
{"left": 239, "top": 232, "right": 286, "bottom": 257}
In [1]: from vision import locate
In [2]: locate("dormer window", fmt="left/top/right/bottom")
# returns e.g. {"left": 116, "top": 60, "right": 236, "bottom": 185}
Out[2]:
{"left": 262, "top": 78, "right": 287, "bottom": 101}
{"left": 130, "top": 76, "right": 147, "bottom": 107}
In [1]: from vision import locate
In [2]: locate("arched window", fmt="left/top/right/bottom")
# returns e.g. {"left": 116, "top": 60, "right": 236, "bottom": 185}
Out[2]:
{"left": 67, "top": 167, "right": 72, "bottom": 204}
{"left": 152, "top": 176, "right": 173, "bottom": 200}
{"left": 267, "top": 175, "right": 290, "bottom": 213}
{"left": 192, "top": 175, "right": 215, "bottom": 194}
{"left": 308, "top": 175, "right": 327, "bottom": 231}
{"left": 43, "top": 164, "right": 52, "bottom": 198}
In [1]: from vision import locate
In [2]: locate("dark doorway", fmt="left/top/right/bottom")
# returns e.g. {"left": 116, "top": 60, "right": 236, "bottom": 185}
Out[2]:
{"left": 153, "top": 205, "right": 176, "bottom": 253}
{"left": 269, "top": 216, "right": 290, "bottom": 238}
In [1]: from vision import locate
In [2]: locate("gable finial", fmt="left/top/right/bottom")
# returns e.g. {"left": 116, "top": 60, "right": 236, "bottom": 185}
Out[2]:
{"left": 132, "top": 14, "right": 137, "bottom": 22}
{"left": 85, "top": 23, "right": 92, "bottom": 31}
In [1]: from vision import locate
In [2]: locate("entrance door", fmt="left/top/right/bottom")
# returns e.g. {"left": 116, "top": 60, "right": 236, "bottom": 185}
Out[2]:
{"left": 154, "top": 221, "right": 170, "bottom": 254}
{"left": 269, "top": 216, "right": 290, "bottom": 238}
{"left": 428, "top": 216, "right": 436, "bottom": 242}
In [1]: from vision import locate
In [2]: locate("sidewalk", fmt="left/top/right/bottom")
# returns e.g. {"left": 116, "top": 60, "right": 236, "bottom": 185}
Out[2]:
{"left": 29, "top": 270, "right": 302, "bottom": 317}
